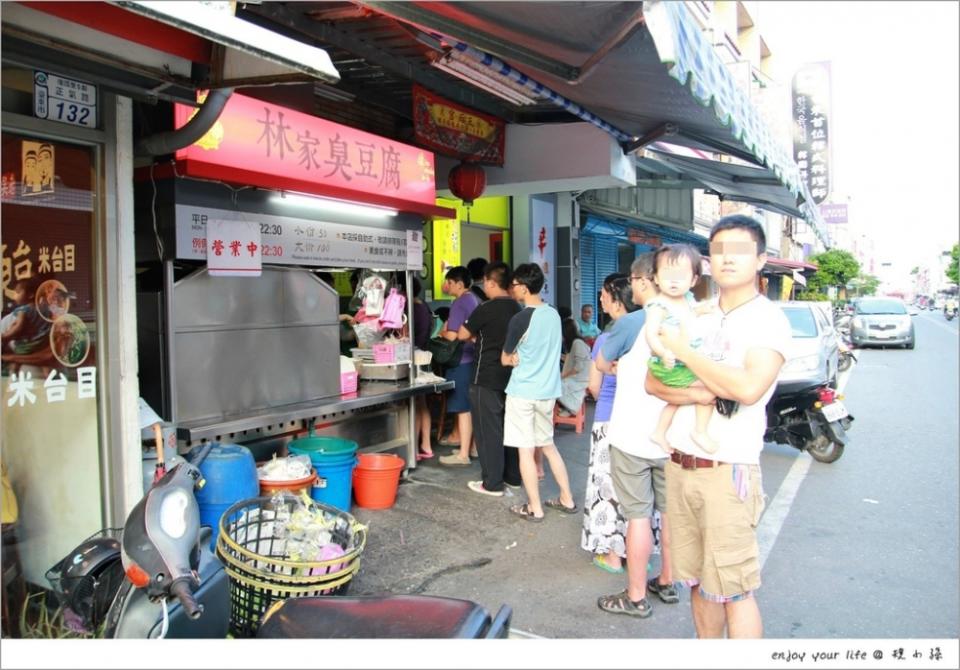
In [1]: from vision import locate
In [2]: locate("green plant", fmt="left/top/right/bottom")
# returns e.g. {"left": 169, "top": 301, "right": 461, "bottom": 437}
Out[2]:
{"left": 796, "top": 290, "right": 829, "bottom": 302}
{"left": 18, "top": 591, "right": 100, "bottom": 639}
{"left": 947, "top": 243, "right": 959, "bottom": 285}
{"left": 806, "top": 249, "right": 860, "bottom": 294}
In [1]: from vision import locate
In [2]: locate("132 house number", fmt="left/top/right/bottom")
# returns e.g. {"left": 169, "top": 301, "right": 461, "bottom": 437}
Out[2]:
{"left": 52, "top": 101, "right": 92, "bottom": 126}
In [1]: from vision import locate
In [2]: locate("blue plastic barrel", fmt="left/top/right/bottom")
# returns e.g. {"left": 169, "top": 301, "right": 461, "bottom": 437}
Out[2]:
{"left": 311, "top": 457, "right": 359, "bottom": 511}
{"left": 193, "top": 443, "right": 259, "bottom": 550}
{"left": 288, "top": 433, "right": 359, "bottom": 511}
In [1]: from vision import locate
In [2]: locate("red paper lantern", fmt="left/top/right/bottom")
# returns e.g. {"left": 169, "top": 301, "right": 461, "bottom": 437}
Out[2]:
{"left": 447, "top": 161, "right": 486, "bottom": 207}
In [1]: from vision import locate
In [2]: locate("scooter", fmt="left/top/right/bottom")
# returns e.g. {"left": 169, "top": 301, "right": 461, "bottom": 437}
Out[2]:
{"left": 837, "top": 332, "right": 857, "bottom": 372}
{"left": 944, "top": 304, "right": 957, "bottom": 321}
{"left": 765, "top": 380, "right": 854, "bottom": 464}
{"left": 51, "top": 444, "right": 512, "bottom": 639}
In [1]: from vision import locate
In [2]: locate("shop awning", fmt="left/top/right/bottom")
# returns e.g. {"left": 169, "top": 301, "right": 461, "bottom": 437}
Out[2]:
{"left": 112, "top": 1, "right": 340, "bottom": 85}
{"left": 636, "top": 148, "right": 806, "bottom": 219}
{"left": 355, "top": 1, "right": 830, "bottom": 246}
{"left": 764, "top": 257, "right": 819, "bottom": 273}
{"left": 583, "top": 215, "right": 709, "bottom": 254}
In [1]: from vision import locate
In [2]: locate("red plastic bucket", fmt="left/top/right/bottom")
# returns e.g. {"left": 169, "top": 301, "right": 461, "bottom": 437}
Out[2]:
{"left": 352, "top": 454, "right": 405, "bottom": 509}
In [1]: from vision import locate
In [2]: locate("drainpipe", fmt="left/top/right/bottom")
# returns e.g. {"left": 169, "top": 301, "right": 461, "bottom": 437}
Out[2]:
{"left": 135, "top": 87, "right": 234, "bottom": 157}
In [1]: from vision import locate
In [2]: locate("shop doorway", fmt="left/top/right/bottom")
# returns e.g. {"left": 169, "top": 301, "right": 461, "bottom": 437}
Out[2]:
{"left": 461, "top": 223, "right": 507, "bottom": 267}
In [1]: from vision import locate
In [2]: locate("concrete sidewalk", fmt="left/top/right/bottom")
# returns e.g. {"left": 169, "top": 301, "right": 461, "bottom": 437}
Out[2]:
{"left": 348, "top": 402, "right": 696, "bottom": 638}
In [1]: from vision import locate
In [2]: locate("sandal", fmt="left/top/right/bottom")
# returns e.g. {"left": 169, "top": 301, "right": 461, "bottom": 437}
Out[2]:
{"left": 509, "top": 503, "right": 544, "bottom": 523}
{"left": 544, "top": 498, "right": 578, "bottom": 514}
{"left": 593, "top": 555, "right": 625, "bottom": 574}
{"left": 597, "top": 590, "right": 652, "bottom": 618}
{"left": 416, "top": 451, "right": 435, "bottom": 462}
{"left": 646, "top": 577, "right": 680, "bottom": 604}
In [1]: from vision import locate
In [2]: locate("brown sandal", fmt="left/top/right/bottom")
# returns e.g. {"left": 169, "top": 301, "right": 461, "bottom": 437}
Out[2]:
{"left": 509, "top": 503, "right": 544, "bottom": 523}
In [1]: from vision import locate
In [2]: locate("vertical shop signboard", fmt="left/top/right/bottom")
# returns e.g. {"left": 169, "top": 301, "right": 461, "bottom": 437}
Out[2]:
{"left": 531, "top": 198, "right": 556, "bottom": 305}
{"left": 432, "top": 218, "right": 461, "bottom": 299}
{"left": 792, "top": 62, "right": 832, "bottom": 204}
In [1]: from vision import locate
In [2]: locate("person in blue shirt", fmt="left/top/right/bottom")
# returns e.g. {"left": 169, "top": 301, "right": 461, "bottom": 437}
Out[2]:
{"left": 501, "top": 263, "right": 577, "bottom": 522}
{"left": 577, "top": 304, "right": 601, "bottom": 339}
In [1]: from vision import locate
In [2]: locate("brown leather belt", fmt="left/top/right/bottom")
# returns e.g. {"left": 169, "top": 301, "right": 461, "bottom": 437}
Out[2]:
{"left": 670, "top": 451, "right": 726, "bottom": 470}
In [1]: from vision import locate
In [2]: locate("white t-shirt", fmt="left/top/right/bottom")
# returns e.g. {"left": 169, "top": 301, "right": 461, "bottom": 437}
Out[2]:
{"left": 607, "top": 324, "right": 669, "bottom": 459}
{"left": 665, "top": 295, "right": 792, "bottom": 465}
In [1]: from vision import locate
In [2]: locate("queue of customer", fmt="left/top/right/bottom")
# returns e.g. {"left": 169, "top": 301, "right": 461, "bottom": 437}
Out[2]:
{"left": 420, "top": 215, "right": 788, "bottom": 640}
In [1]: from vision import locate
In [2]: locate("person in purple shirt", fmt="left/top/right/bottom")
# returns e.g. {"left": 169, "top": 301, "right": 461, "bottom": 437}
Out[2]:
{"left": 438, "top": 266, "right": 482, "bottom": 466}
{"left": 581, "top": 274, "right": 639, "bottom": 574}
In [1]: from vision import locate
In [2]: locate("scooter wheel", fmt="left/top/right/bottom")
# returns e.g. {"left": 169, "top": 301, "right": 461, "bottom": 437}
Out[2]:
{"left": 807, "top": 435, "right": 844, "bottom": 463}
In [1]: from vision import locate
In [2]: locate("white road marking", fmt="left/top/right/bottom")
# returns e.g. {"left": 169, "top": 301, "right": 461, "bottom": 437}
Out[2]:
{"left": 757, "top": 450, "right": 812, "bottom": 570}
{"left": 757, "top": 360, "right": 853, "bottom": 569}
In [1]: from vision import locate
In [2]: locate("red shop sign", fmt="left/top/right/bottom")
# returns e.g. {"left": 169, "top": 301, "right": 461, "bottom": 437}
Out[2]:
{"left": 174, "top": 93, "right": 439, "bottom": 208}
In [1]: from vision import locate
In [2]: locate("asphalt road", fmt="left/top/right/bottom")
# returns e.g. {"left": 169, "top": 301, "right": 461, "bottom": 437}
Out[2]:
{"left": 349, "top": 308, "right": 959, "bottom": 639}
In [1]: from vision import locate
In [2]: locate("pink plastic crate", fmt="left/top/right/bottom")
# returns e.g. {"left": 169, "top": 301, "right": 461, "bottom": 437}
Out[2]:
{"left": 372, "top": 343, "right": 395, "bottom": 363}
{"left": 340, "top": 370, "right": 358, "bottom": 394}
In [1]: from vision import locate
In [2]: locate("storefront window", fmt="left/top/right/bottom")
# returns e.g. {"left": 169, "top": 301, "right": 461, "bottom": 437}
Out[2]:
{"left": 1, "top": 132, "right": 104, "bottom": 626}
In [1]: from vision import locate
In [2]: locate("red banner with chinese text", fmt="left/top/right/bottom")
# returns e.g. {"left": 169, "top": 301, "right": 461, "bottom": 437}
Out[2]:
{"left": 412, "top": 85, "right": 505, "bottom": 166}
{"left": 174, "top": 93, "right": 438, "bottom": 206}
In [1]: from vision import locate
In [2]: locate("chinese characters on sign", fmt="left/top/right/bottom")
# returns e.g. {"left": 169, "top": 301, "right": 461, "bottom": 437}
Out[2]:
{"left": 176, "top": 205, "right": 413, "bottom": 271}
{"left": 406, "top": 230, "right": 424, "bottom": 271}
{"left": 819, "top": 202, "right": 848, "bottom": 224}
{"left": 412, "top": 85, "right": 506, "bottom": 166}
{"left": 792, "top": 61, "right": 832, "bottom": 204}
{"left": 34, "top": 71, "right": 97, "bottom": 129}
{"left": 174, "top": 93, "right": 437, "bottom": 206}
{"left": 6, "top": 367, "right": 97, "bottom": 408}
{"left": 206, "top": 219, "right": 262, "bottom": 277}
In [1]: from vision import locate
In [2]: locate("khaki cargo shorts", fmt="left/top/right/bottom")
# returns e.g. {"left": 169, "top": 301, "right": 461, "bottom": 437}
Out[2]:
{"left": 608, "top": 446, "right": 667, "bottom": 520}
{"left": 503, "top": 396, "right": 556, "bottom": 449}
{"left": 666, "top": 460, "right": 766, "bottom": 600}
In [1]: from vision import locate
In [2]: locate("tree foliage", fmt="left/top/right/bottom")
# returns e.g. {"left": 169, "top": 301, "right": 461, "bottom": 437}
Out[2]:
{"left": 849, "top": 273, "right": 880, "bottom": 297}
{"left": 947, "top": 244, "right": 959, "bottom": 285}
{"left": 807, "top": 249, "right": 860, "bottom": 293}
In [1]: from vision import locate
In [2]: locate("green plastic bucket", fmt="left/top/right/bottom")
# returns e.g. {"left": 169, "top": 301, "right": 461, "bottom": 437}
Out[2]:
{"left": 287, "top": 430, "right": 359, "bottom": 467}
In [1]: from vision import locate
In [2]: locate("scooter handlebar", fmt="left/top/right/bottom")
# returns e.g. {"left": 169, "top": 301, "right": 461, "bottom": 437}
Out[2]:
{"left": 169, "top": 579, "right": 203, "bottom": 620}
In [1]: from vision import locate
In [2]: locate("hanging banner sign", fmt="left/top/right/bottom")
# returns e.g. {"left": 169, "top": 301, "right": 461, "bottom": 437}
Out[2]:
{"left": 405, "top": 229, "right": 424, "bottom": 271}
{"left": 792, "top": 61, "right": 832, "bottom": 204}
{"left": 206, "top": 219, "right": 262, "bottom": 277}
{"left": 176, "top": 205, "right": 410, "bottom": 270}
{"left": 627, "top": 230, "right": 662, "bottom": 247}
{"left": 174, "top": 92, "right": 438, "bottom": 206}
{"left": 412, "top": 85, "right": 505, "bottom": 166}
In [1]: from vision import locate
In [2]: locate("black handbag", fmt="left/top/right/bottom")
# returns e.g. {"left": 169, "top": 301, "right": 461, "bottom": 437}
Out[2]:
{"left": 426, "top": 336, "right": 463, "bottom": 368}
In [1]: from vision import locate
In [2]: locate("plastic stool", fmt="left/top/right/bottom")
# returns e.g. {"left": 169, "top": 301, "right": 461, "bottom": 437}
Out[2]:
{"left": 554, "top": 400, "right": 585, "bottom": 433}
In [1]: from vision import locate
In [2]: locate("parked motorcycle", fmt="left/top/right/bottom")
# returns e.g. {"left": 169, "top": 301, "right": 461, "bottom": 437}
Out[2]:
{"left": 944, "top": 304, "right": 957, "bottom": 321}
{"left": 51, "top": 444, "right": 511, "bottom": 639}
{"left": 765, "top": 380, "right": 854, "bottom": 463}
{"left": 837, "top": 332, "right": 857, "bottom": 372}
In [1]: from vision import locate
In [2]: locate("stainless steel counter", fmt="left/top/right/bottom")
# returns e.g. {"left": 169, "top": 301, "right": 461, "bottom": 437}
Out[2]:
{"left": 176, "top": 379, "right": 453, "bottom": 443}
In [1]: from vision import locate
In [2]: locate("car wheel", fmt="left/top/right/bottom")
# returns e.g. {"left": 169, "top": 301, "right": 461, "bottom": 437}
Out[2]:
{"left": 905, "top": 339, "right": 915, "bottom": 350}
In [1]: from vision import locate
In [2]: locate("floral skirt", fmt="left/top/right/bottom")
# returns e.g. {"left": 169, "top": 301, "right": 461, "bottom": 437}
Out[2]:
{"left": 580, "top": 421, "right": 627, "bottom": 558}
{"left": 580, "top": 421, "right": 662, "bottom": 557}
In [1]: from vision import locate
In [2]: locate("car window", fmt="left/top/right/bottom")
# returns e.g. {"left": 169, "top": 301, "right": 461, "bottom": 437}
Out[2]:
{"left": 855, "top": 299, "right": 907, "bottom": 315}
{"left": 781, "top": 307, "right": 818, "bottom": 337}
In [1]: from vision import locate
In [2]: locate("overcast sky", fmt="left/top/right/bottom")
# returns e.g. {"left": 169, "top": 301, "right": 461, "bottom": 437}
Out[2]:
{"left": 753, "top": 1, "right": 959, "bottom": 272}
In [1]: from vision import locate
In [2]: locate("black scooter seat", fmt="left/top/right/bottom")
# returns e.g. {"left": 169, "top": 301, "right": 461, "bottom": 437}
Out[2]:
{"left": 256, "top": 594, "right": 503, "bottom": 638}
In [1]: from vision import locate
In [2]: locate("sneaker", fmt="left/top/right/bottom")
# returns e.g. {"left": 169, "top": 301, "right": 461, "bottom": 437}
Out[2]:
{"left": 504, "top": 481, "right": 522, "bottom": 490}
{"left": 646, "top": 577, "right": 680, "bottom": 604}
{"left": 439, "top": 453, "right": 470, "bottom": 466}
{"left": 467, "top": 480, "right": 503, "bottom": 497}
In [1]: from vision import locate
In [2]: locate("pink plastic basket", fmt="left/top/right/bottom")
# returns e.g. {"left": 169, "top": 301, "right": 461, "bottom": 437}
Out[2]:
{"left": 372, "top": 343, "right": 395, "bottom": 363}
{"left": 340, "top": 371, "right": 358, "bottom": 394}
